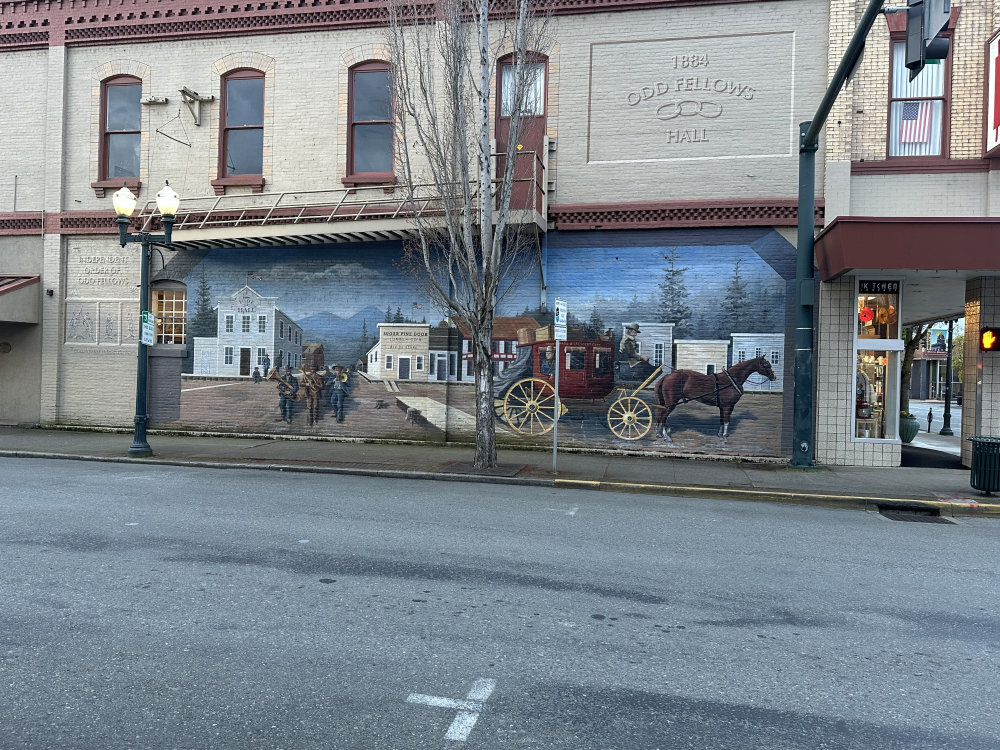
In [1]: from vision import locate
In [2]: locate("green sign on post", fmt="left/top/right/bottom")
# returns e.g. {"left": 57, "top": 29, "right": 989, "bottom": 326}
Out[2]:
{"left": 140, "top": 311, "right": 155, "bottom": 346}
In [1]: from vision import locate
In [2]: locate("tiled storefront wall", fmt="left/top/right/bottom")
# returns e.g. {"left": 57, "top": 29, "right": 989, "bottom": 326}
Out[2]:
{"left": 963, "top": 277, "right": 1000, "bottom": 465}
{"left": 815, "top": 276, "right": 901, "bottom": 466}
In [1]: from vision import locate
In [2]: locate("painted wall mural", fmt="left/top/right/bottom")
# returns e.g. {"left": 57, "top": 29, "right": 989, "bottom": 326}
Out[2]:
{"left": 152, "top": 229, "right": 795, "bottom": 457}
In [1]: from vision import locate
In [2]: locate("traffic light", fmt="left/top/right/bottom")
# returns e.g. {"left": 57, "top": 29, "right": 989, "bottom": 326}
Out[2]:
{"left": 980, "top": 327, "right": 1000, "bottom": 352}
{"left": 905, "top": 0, "right": 951, "bottom": 81}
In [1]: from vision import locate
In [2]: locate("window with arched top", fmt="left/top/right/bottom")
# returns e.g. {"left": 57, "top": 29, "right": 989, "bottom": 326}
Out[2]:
{"left": 220, "top": 69, "right": 264, "bottom": 177}
{"left": 100, "top": 75, "right": 142, "bottom": 181}
{"left": 344, "top": 61, "right": 394, "bottom": 186}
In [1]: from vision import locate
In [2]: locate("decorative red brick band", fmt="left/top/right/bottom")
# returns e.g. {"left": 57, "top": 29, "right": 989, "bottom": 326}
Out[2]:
{"left": 0, "top": 213, "right": 44, "bottom": 235}
{"left": 2, "top": 0, "right": 790, "bottom": 50}
{"left": 549, "top": 199, "right": 823, "bottom": 230}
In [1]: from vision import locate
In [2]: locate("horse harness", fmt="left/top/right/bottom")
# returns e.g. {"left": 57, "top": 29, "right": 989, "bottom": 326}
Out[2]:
{"left": 673, "top": 367, "right": 744, "bottom": 407}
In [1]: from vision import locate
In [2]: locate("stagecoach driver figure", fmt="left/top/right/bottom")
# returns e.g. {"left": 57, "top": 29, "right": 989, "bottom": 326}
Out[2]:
{"left": 619, "top": 322, "right": 656, "bottom": 381}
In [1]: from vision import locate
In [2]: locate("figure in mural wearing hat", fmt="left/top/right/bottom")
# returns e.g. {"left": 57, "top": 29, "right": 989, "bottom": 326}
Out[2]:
{"left": 277, "top": 364, "right": 298, "bottom": 423}
{"left": 619, "top": 322, "right": 656, "bottom": 381}
{"left": 326, "top": 364, "right": 351, "bottom": 422}
{"left": 301, "top": 363, "right": 325, "bottom": 426}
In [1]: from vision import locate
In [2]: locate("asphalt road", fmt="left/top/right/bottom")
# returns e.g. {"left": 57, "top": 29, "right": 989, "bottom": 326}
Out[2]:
{"left": 2, "top": 459, "right": 999, "bottom": 749}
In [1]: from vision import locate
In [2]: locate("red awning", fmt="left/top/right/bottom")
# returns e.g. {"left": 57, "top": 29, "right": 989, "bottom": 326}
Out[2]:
{"left": 814, "top": 217, "right": 1000, "bottom": 282}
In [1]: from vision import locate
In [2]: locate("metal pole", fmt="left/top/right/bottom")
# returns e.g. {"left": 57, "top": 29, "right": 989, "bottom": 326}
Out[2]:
{"left": 939, "top": 319, "right": 954, "bottom": 435}
{"left": 129, "top": 236, "right": 152, "bottom": 457}
{"left": 791, "top": 122, "right": 817, "bottom": 467}
{"left": 552, "top": 339, "right": 560, "bottom": 473}
{"left": 791, "top": 0, "right": 887, "bottom": 467}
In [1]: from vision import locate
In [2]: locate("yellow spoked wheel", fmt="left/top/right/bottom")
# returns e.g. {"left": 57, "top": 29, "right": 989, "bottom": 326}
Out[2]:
{"left": 607, "top": 396, "right": 653, "bottom": 440}
{"left": 503, "top": 378, "right": 557, "bottom": 435}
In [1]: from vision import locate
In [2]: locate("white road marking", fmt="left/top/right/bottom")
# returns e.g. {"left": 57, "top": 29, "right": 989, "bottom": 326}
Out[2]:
{"left": 545, "top": 506, "right": 579, "bottom": 516}
{"left": 407, "top": 678, "right": 496, "bottom": 742}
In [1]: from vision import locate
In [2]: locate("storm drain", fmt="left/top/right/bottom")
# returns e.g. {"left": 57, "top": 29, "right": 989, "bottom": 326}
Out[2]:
{"left": 877, "top": 505, "right": 955, "bottom": 524}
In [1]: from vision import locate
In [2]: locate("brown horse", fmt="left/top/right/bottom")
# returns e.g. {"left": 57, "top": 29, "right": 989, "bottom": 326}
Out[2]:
{"left": 654, "top": 356, "right": 776, "bottom": 442}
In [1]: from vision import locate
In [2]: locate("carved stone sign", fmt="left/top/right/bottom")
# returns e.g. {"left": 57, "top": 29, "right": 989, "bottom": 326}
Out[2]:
{"left": 587, "top": 32, "right": 795, "bottom": 162}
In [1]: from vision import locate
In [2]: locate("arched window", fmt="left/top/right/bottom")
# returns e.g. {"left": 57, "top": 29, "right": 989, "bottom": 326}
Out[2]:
{"left": 345, "top": 61, "right": 394, "bottom": 186}
{"left": 100, "top": 75, "right": 142, "bottom": 181}
{"left": 220, "top": 69, "right": 264, "bottom": 177}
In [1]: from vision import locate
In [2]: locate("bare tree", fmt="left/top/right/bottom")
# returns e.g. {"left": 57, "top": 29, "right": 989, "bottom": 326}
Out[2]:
{"left": 900, "top": 322, "right": 933, "bottom": 415}
{"left": 387, "top": 0, "right": 549, "bottom": 468}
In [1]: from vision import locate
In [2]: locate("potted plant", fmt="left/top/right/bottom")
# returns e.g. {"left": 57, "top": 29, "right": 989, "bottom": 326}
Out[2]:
{"left": 899, "top": 411, "right": 920, "bottom": 443}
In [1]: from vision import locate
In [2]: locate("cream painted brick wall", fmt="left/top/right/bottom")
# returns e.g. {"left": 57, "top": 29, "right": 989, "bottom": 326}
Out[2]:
{"left": 552, "top": 0, "right": 829, "bottom": 203}
{"left": 815, "top": 276, "right": 901, "bottom": 467}
{"left": 48, "top": 1, "right": 829, "bottom": 212}
{"left": 0, "top": 49, "right": 48, "bottom": 212}
{"left": 850, "top": 172, "right": 989, "bottom": 215}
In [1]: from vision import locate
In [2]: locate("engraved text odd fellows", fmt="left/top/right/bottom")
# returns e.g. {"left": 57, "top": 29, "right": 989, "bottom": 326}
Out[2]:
{"left": 627, "top": 78, "right": 756, "bottom": 107}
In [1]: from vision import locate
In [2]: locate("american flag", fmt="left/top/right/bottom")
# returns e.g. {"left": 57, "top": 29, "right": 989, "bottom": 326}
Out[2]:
{"left": 899, "top": 100, "right": 932, "bottom": 143}
{"left": 248, "top": 272, "right": 263, "bottom": 280}
{"left": 412, "top": 302, "right": 423, "bottom": 309}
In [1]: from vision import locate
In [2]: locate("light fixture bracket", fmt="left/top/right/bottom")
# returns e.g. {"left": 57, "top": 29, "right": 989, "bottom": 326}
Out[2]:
{"left": 179, "top": 87, "right": 215, "bottom": 126}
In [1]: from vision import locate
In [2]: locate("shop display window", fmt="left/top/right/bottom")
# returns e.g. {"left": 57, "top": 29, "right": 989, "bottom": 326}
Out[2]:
{"left": 854, "top": 280, "right": 903, "bottom": 442}
{"left": 855, "top": 350, "right": 899, "bottom": 439}
{"left": 857, "top": 281, "right": 899, "bottom": 339}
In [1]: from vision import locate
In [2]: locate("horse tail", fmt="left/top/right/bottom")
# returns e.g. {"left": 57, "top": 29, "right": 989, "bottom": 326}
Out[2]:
{"left": 654, "top": 374, "right": 665, "bottom": 406}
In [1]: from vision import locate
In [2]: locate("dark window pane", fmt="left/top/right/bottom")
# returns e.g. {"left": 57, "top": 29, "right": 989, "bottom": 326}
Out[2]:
{"left": 107, "top": 133, "right": 140, "bottom": 178}
{"left": 225, "top": 128, "right": 263, "bottom": 175}
{"left": 226, "top": 77, "right": 264, "bottom": 127}
{"left": 106, "top": 84, "right": 141, "bottom": 131}
{"left": 353, "top": 71, "right": 391, "bottom": 122}
{"left": 353, "top": 124, "right": 393, "bottom": 172}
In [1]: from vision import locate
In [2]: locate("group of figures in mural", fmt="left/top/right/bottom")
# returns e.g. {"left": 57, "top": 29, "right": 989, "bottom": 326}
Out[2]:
{"left": 150, "top": 233, "right": 791, "bottom": 457}
{"left": 262, "top": 361, "right": 352, "bottom": 426}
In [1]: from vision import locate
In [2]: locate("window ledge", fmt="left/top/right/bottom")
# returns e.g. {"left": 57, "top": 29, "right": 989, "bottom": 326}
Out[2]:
{"left": 341, "top": 173, "right": 397, "bottom": 190}
{"left": 852, "top": 158, "right": 989, "bottom": 175}
{"left": 211, "top": 175, "right": 265, "bottom": 195}
{"left": 92, "top": 178, "right": 141, "bottom": 199}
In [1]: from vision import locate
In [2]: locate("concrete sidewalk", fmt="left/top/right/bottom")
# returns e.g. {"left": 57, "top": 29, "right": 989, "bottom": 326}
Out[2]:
{"left": 0, "top": 425, "right": 996, "bottom": 518}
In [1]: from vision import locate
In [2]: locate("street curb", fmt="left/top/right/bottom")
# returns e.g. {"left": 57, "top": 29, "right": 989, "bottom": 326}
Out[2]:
{"left": 4, "top": 448, "right": 999, "bottom": 517}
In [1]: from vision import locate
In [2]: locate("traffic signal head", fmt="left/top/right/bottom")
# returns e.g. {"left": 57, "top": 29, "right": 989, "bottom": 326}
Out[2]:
{"left": 905, "top": 0, "right": 951, "bottom": 81}
{"left": 981, "top": 327, "right": 1000, "bottom": 352}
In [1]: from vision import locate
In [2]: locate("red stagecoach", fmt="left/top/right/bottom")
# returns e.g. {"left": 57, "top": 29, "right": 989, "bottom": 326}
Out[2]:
{"left": 497, "top": 338, "right": 661, "bottom": 441}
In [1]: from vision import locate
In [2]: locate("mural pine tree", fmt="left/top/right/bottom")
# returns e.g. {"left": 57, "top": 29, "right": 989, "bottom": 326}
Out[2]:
{"left": 720, "top": 258, "right": 750, "bottom": 336}
{"left": 191, "top": 269, "right": 215, "bottom": 337}
{"left": 384, "top": 305, "right": 393, "bottom": 323}
{"left": 658, "top": 248, "right": 692, "bottom": 337}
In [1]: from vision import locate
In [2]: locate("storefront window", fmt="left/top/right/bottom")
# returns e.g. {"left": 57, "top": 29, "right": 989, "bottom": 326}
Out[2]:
{"left": 855, "top": 350, "right": 899, "bottom": 439}
{"left": 857, "top": 280, "right": 899, "bottom": 339}
{"left": 854, "top": 280, "right": 903, "bottom": 441}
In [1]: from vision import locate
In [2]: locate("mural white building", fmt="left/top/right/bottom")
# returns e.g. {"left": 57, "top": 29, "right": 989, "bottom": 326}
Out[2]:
{"left": 731, "top": 333, "right": 785, "bottom": 391}
{"left": 192, "top": 286, "right": 302, "bottom": 377}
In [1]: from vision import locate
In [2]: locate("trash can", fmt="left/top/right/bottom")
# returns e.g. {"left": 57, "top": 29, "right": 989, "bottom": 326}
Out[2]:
{"left": 969, "top": 436, "right": 1000, "bottom": 495}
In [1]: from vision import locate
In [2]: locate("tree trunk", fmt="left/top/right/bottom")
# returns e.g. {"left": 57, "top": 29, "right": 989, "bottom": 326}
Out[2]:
{"left": 472, "top": 321, "right": 497, "bottom": 469}
{"left": 899, "top": 324, "right": 931, "bottom": 415}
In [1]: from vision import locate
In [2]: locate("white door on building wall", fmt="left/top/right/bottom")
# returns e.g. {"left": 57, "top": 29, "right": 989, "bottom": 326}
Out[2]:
{"left": 398, "top": 357, "right": 411, "bottom": 380}
{"left": 240, "top": 348, "right": 251, "bottom": 376}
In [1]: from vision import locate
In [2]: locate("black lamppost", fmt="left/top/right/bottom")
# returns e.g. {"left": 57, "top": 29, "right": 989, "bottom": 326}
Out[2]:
{"left": 940, "top": 319, "right": 955, "bottom": 436}
{"left": 113, "top": 181, "right": 180, "bottom": 457}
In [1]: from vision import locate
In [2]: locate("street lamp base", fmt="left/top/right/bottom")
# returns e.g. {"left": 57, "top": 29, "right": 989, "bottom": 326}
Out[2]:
{"left": 939, "top": 428, "right": 954, "bottom": 436}
{"left": 129, "top": 414, "right": 152, "bottom": 457}
{"left": 128, "top": 444, "right": 153, "bottom": 457}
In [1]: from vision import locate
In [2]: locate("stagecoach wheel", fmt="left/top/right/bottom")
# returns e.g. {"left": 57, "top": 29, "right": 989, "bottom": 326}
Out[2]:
{"left": 607, "top": 396, "right": 653, "bottom": 441}
{"left": 503, "top": 378, "right": 557, "bottom": 435}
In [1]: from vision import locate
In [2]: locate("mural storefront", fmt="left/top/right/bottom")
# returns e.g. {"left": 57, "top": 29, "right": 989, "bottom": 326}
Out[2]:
{"left": 150, "top": 229, "right": 795, "bottom": 457}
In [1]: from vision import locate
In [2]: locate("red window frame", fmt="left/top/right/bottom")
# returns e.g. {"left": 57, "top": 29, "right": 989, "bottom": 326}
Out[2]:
{"left": 212, "top": 68, "right": 265, "bottom": 194}
{"left": 343, "top": 60, "right": 395, "bottom": 187}
{"left": 92, "top": 75, "right": 142, "bottom": 197}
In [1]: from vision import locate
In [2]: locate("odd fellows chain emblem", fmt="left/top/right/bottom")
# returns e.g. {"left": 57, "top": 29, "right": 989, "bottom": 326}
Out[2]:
{"left": 625, "top": 53, "right": 757, "bottom": 145}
